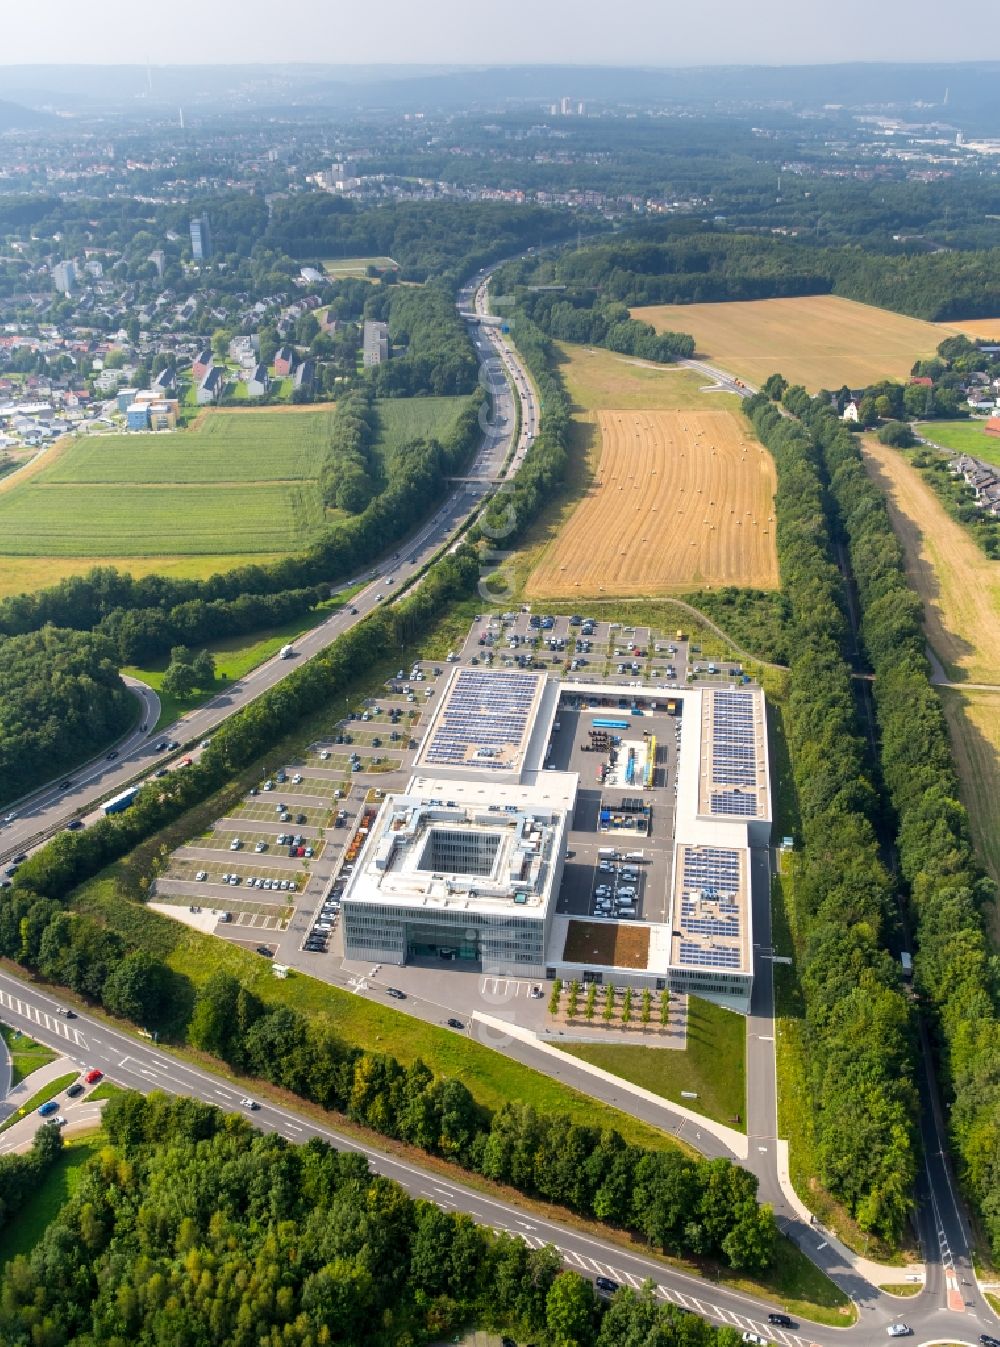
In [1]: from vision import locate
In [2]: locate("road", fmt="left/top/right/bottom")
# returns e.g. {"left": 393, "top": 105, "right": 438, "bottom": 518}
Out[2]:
{"left": 0, "top": 962, "right": 979, "bottom": 1347}
{"left": 0, "top": 264, "right": 534, "bottom": 866}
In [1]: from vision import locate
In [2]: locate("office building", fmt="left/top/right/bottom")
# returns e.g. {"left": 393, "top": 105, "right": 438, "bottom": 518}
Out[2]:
{"left": 52, "top": 261, "right": 76, "bottom": 295}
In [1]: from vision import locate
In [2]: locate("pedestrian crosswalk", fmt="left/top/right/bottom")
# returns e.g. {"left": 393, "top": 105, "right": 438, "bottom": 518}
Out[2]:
{"left": 492, "top": 1224, "right": 819, "bottom": 1347}
{"left": 0, "top": 988, "right": 88, "bottom": 1052}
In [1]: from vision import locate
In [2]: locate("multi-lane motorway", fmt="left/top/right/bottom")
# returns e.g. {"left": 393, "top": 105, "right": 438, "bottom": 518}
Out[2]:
{"left": 0, "top": 266, "right": 530, "bottom": 866}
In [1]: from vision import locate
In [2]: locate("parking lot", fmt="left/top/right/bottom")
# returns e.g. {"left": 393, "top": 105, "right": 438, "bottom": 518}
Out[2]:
{"left": 153, "top": 658, "right": 449, "bottom": 954}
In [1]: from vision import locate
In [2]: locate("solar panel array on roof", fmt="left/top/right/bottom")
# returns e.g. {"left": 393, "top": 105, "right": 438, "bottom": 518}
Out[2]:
{"left": 676, "top": 846, "right": 744, "bottom": 970}
{"left": 710, "top": 690, "right": 758, "bottom": 790}
{"left": 423, "top": 669, "right": 538, "bottom": 771}
{"left": 710, "top": 790, "right": 758, "bottom": 816}
{"left": 679, "top": 942, "right": 742, "bottom": 968}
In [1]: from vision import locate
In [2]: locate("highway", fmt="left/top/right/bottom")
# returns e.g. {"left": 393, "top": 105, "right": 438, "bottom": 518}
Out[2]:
{"left": 0, "top": 265, "right": 532, "bottom": 866}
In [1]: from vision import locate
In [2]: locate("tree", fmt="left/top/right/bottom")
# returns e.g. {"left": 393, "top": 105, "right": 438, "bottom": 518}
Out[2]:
{"left": 659, "top": 987, "right": 670, "bottom": 1026}
{"left": 621, "top": 986, "right": 633, "bottom": 1025}
{"left": 602, "top": 986, "right": 616, "bottom": 1023}
{"left": 566, "top": 980, "right": 579, "bottom": 1020}
{"left": 546, "top": 1272, "right": 597, "bottom": 1347}
{"left": 585, "top": 983, "right": 597, "bottom": 1022}
{"left": 191, "top": 649, "right": 216, "bottom": 688}
{"left": 641, "top": 988, "right": 652, "bottom": 1027}
{"left": 548, "top": 978, "right": 563, "bottom": 1017}
{"left": 101, "top": 950, "right": 170, "bottom": 1028}
{"left": 762, "top": 373, "right": 788, "bottom": 401}
{"left": 877, "top": 420, "right": 916, "bottom": 448}
{"left": 160, "top": 659, "right": 197, "bottom": 699}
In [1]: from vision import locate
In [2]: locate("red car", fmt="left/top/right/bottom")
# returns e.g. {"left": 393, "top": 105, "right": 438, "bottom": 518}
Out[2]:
{"left": 84, "top": 1069, "right": 103, "bottom": 1085}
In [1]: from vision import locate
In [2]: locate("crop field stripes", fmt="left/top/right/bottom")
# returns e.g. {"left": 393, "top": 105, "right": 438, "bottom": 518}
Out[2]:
{"left": 527, "top": 408, "right": 778, "bottom": 596}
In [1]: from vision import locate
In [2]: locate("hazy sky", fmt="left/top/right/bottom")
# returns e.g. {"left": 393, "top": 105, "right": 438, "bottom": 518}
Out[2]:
{"left": 3, "top": 0, "right": 996, "bottom": 66}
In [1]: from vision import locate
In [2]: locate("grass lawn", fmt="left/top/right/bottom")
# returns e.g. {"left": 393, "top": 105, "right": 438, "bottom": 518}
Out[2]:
{"left": 86, "top": 1081, "right": 126, "bottom": 1102}
{"left": 0, "top": 1025, "right": 56, "bottom": 1086}
{"left": 321, "top": 256, "right": 398, "bottom": 277}
{"left": 557, "top": 997, "right": 746, "bottom": 1128}
{"left": 0, "top": 1136, "right": 100, "bottom": 1265}
{"left": 373, "top": 396, "right": 467, "bottom": 472}
{"left": 917, "top": 419, "right": 1000, "bottom": 466}
{"left": 0, "top": 1073, "right": 78, "bottom": 1135}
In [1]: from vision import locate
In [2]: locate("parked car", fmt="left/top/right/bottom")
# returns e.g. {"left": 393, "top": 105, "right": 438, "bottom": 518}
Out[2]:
{"left": 66, "top": 1082, "right": 84, "bottom": 1098}
{"left": 84, "top": 1069, "right": 103, "bottom": 1084}
{"left": 38, "top": 1100, "right": 59, "bottom": 1117}
{"left": 594, "top": 1277, "right": 619, "bottom": 1296}
{"left": 255, "top": 945, "right": 274, "bottom": 958}
{"left": 65, "top": 819, "right": 84, "bottom": 831}
{"left": 742, "top": 1335, "right": 768, "bottom": 1346}
{"left": 446, "top": 1018, "right": 465, "bottom": 1030}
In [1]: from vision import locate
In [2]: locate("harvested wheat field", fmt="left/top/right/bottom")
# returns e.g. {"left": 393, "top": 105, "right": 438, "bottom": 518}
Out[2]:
{"left": 939, "top": 690, "right": 1000, "bottom": 916}
{"left": 526, "top": 409, "right": 778, "bottom": 598}
{"left": 936, "top": 317, "right": 1000, "bottom": 342}
{"left": 861, "top": 437, "right": 1000, "bottom": 685}
{"left": 633, "top": 295, "right": 944, "bottom": 392}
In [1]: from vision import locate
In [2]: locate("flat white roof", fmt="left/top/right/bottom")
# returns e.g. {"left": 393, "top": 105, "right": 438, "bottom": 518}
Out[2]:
{"left": 341, "top": 773, "right": 575, "bottom": 920}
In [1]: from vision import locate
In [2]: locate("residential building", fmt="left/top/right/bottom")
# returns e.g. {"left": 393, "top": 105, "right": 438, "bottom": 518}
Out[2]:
{"left": 192, "top": 348, "right": 213, "bottom": 381}
{"left": 52, "top": 261, "right": 76, "bottom": 295}
{"left": 363, "top": 319, "right": 389, "bottom": 367}
{"left": 245, "top": 363, "right": 269, "bottom": 398}
{"left": 148, "top": 249, "right": 166, "bottom": 277}
{"left": 293, "top": 359, "right": 315, "bottom": 393}
{"left": 195, "top": 365, "right": 225, "bottom": 405}
{"left": 190, "top": 215, "right": 212, "bottom": 261}
{"left": 273, "top": 345, "right": 296, "bottom": 377}
{"left": 126, "top": 402, "right": 150, "bottom": 431}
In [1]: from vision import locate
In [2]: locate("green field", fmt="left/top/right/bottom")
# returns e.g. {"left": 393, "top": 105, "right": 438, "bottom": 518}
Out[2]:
{"left": 43, "top": 408, "right": 335, "bottom": 484}
{"left": 918, "top": 419, "right": 1000, "bottom": 465}
{"left": 322, "top": 255, "right": 398, "bottom": 277}
{"left": 373, "top": 395, "right": 467, "bottom": 470}
{"left": 0, "top": 481, "right": 328, "bottom": 556}
{"left": 0, "top": 1026, "right": 57, "bottom": 1087}
{"left": 558, "top": 996, "right": 746, "bottom": 1128}
{"left": 0, "top": 409, "right": 338, "bottom": 558}
{"left": 0, "top": 1138, "right": 100, "bottom": 1266}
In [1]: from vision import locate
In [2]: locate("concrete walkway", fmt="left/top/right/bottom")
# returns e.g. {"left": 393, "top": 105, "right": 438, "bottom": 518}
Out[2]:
{"left": 473, "top": 1011, "right": 749, "bottom": 1159}
{"left": 472, "top": 1013, "right": 920, "bottom": 1287}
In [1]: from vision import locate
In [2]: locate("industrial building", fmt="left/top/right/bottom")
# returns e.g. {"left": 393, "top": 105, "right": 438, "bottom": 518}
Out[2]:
{"left": 341, "top": 666, "right": 770, "bottom": 1011}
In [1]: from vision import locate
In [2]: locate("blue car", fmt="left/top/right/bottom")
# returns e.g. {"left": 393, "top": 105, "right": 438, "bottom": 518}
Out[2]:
{"left": 38, "top": 1100, "right": 59, "bottom": 1117}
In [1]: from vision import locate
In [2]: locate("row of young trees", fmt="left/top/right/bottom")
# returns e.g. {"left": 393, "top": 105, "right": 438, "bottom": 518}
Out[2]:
{"left": 0, "top": 1090, "right": 755, "bottom": 1347}
{"left": 744, "top": 390, "right": 919, "bottom": 1243}
{"left": 806, "top": 401, "right": 1000, "bottom": 1258}
{"left": 0, "top": 628, "right": 134, "bottom": 805}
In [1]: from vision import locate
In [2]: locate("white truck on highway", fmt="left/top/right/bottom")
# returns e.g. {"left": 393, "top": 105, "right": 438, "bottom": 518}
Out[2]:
{"left": 279, "top": 644, "right": 296, "bottom": 660}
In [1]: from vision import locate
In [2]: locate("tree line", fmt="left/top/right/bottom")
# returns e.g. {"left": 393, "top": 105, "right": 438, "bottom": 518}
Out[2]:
{"left": 803, "top": 399, "right": 1000, "bottom": 1260}
{"left": 0, "top": 1119, "right": 64, "bottom": 1239}
{"left": 744, "top": 389, "right": 919, "bottom": 1243}
{"left": 0, "top": 396, "right": 483, "bottom": 669}
{"left": 0, "top": 629, "right": 134, "bottom": 806}
{"left": 0, "top": 1089, "right": 757, "bottom": 1347}
{"left": 370, "top": 283, "right": 480, "bottom": 397}
{"left": 518, "top": 228, "right": 1000, "bottom": 322}
{"left": 510, "top": 286, "right": 694, "bottom": 364}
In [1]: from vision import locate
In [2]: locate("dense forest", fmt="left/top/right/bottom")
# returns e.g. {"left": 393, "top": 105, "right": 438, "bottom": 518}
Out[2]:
{"left": 0, "top": 629, "right": 134, "bottom": 805}
{"left": 264, "top": 197, "right": 579, "bottom": 285}
{"left": 0, "top": 1091, "right": 754, "bottom": 1347}
{"left": 744, "top": 390, "right": 918, "bottom": 1243}
{"left": 370, "top": 283, "right": 480, "bottom": 397}
{"left": 804, "top": 400, "right": 1000, "bottom": 1258}
{"left": 509, "top": 228, "right": 1000, "bottom": 322}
